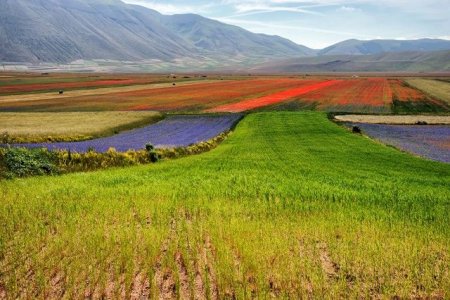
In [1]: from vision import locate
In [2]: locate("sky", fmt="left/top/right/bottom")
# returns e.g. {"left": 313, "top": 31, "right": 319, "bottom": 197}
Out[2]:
{"left": 122, "top": 0, "right": 450, "bottom": 49}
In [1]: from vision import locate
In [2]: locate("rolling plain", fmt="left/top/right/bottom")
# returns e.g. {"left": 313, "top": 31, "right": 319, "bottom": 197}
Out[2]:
{"left": 1, "top": 73, "right": 448, "bottom": 113}
{"left": 0, "top": 72, "right": 449, "bottom": 299}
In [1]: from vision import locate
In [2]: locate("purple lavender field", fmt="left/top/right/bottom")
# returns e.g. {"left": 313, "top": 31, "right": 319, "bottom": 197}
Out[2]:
{"left": 5, "top": 114, "right": 243, "bottom": 153}
{"left": 350, "top": 123, "right": 450, "bottom": 163}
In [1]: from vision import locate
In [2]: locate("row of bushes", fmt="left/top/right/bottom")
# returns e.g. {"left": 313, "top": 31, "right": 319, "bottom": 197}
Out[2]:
{"left": 0, "top": 132, "right": 230, "bottom": 179}
{"left": 1, "top": 131, "right": 95, "bottom": 144}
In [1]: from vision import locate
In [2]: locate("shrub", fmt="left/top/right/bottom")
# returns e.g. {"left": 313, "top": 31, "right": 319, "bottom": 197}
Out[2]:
{"left": 1, "top": 132, "right": 11, "bottom": 144}
{"left": 0, "top": 147, "right": 58, "bottom": 178}
{"left": 145, "top": 143, "right": 159, "bottom": 163}
{"left": 0, "top": 131, "right": 232, "bottom": 178}
{"left": 352, "top": 126, "right": 362, "bottom": 134}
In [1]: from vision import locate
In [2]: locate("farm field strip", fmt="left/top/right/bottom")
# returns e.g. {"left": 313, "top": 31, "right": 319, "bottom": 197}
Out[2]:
{"left": 389, "top": 79, "right": 427, "bottom": 101}
{"left": 348, "top": 123, "right": 450, "bottom": 163}
{"left": 335, "top": 115, "right": 450, "bottom": 124}
{"left": 1, "top": 112, "right": 448, "bottom": 298}
{"left": 388, "top": 79, "right": 449, "bottom": 113}
{"left": 0, "top": 80, "right": 223, "bottom": 104}
{"left": 0, "top": 78, "right": 321, "bottom": 112}
{"left": 406, "top": 79, "right": 450, "bottom": 104}
{"left": 0, "top": 78, "right": 146, "bottom": 94}
{"left": 289, "top": 78, "right": 392, "bottom": 113}
{"left": 2, "top": 76, "right": 449, "bottom": 113}
{"left": 0, "top": 74, "right": 221, "bottom": 92}
{"left": 0, "top": 111, "right": 162, "bottom": 143}
{"left": 4, "top": 114, "right": 243, "bottom": 152}
{"left": 121, "top": 79, "right": 322, "bottom": 111}
{"left": 209, "top": 80, "right": 340, "bottom": 112}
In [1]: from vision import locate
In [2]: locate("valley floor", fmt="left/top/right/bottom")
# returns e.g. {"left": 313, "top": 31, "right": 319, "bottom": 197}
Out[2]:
{"left": 1, "top": 112, "right": 449, "bottom": 298}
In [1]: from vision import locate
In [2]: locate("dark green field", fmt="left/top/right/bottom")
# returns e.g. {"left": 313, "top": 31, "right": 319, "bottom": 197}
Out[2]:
{"left": 1, "top": 112, "right": 448, "bottom": 298}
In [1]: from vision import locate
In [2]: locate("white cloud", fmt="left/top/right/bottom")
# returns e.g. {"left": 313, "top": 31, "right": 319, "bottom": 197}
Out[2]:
{"left": 214, "top": 17, "right": 375, "bottom": 38}
{"left": 230, "top": 4, "right": 324, "bottom": 16}
{"left": 222, "top": 0, "right": 450, "bottom": 19}
{"left": 122, "top": 0, "right": 450, "bottom": 48}
{"left": 122, "top": 0, "right": 210, "bottom": 15}
{"left": 338, "top": 6, "right": 357, "bottom": 12}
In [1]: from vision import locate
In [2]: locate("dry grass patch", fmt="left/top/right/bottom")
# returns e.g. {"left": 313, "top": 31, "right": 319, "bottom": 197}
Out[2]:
{"left": 406, "top": 79, "right": 450, "bottom": 105}
{"left": 0, "top": 80, "right": 221, "bottom": 104}
{"left": 335, "top": 114, "right": 450, "bottom": 124}
{"left": 0, "top": 111, "right": 162, "bottom": 143}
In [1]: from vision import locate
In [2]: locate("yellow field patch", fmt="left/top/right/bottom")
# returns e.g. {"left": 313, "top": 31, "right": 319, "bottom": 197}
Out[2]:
{"left": 335, "top": 114, "right": 450, "bottom": 124}
{"left": 406, "top": 79, "right": 450, "bottom": 105}
{"left": 0, "top": 111, "right": 162, "bottom": 142}
{"left": 0, "top": 80, "right": 222, "bottom": 103}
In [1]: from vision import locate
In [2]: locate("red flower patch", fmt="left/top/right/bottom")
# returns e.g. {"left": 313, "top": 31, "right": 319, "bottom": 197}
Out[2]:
{"left": 209, "top": 80, "right": 341, "bottom": 112}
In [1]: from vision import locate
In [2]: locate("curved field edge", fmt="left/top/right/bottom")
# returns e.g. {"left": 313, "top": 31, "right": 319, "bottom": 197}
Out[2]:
{"left": 0, "top": 112, "right": 449, "bottom": 298}
{"left": 0, "top": 112, "right": 164, "bottom": 143}
{"left": 344, "top": 123, "right": 450, "bottom": 163}
{"left": 334, "top": 114, "right": 450, "bottom": 124}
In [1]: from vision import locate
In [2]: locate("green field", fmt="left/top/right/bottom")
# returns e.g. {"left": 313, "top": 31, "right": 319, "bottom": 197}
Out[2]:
{"left": 1, "top": 112, "right": 448, "bottom": 298}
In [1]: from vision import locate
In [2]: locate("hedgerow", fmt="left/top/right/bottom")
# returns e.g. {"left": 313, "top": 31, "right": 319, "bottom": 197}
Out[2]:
{"left": 0, "top": 132, "right": 230, "bottom": 178}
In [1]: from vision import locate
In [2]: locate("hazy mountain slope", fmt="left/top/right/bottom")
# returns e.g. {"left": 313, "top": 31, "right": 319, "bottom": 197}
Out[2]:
{"left": 0, "top": 0, "right": 198, "bottom": 63}
{"left": 161, "top": 14, "right": 316, "bottom": 58}
{"left": 249, "top": 51, "right": 450, "bottom": 73}
{"left": 0, "top": 0, "right": 315, "bottom": 63}
{"left": 2, "top": 0, "right": 449, "bottom": 70}
{"left": 318, "top": 39, "right": 450, "bottom": 56}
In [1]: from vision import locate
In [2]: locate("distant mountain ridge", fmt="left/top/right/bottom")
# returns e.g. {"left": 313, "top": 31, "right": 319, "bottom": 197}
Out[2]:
{"left": 1, "top": 0, "right": 450, "bottom": 72}
{"left": 318, "top": 39, "right": 450, "bottom": 56}
{"left": 0, "top": 0, "right": 314, "bottom": 63}
{"left": 249, "top": 51, "right": 450, "bottom": 73}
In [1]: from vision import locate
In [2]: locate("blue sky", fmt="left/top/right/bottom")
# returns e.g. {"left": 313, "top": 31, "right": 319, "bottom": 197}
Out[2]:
{"left": 122, "top": 0, "right": 450, "bottom": 49}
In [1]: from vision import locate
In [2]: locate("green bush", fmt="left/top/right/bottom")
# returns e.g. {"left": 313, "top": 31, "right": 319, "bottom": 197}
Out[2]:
{"left": 0, "top": 131, "right": 231, "bottom": 179}
{"left": 0, "top": 147, "right": 58, "bottom": 178}
{"left": 146, "top": 143, "right": 159, "bottom": 163}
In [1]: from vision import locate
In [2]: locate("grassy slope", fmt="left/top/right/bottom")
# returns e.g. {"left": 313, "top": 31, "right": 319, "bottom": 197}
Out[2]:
{"left": 0, "top": 112, "right": 449, "bottom": 298}
{"left": 406, "top": 79, "right": 450, "bottom": 105}
{"left": 0, "top": 112, "right": 163, "bottom": 143}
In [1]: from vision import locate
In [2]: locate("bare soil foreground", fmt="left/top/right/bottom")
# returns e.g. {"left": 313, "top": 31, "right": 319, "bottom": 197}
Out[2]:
{"left": 335, "top": 114, "right": 450, "bottom": 124}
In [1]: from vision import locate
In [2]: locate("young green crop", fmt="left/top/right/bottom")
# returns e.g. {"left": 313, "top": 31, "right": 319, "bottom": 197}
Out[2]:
{"left": 0, "top": 112, "right": 449, "bottom": 298}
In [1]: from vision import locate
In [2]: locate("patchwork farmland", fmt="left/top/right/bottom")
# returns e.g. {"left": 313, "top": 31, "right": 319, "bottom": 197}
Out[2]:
{"left": 346, "top": 122, "right": 450, "bottom": 163}
{"left": 10, "top": 114, "right": 242, "bottom": 152}
{"left": 1, "top": 74, "right": 448, "bottom": 113}
{"left": 0, "top": 72, "right": 449, "bottom": 298}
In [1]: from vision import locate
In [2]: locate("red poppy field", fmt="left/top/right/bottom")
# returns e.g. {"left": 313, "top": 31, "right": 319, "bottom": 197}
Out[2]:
{"left": 209, "top": 80, "right": 341, "bottom": 112}
{"left": 0, "top": 73, "right": 448, "bottom": 113}
{"left": 0, "top": 79, "right": 148, "bottom": 94}
{"left": 277, "top": 78, "right": 391, "bottom": 112}
{"left": 0, "top": 77, "right": 328, "bottom": 112}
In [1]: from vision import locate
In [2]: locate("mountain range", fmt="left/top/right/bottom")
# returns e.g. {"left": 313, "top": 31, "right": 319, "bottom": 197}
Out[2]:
{"left": 0, "top": 0, "right": 312, "bottom": 63}
{"left": 318, "top": 39, "right": 450, "bottom": 56}
{"left": 249, "top": 51, "right": 450, "bottom": 73}
{"left": 1, "top": 0, "right": 450, "bottom": 72}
